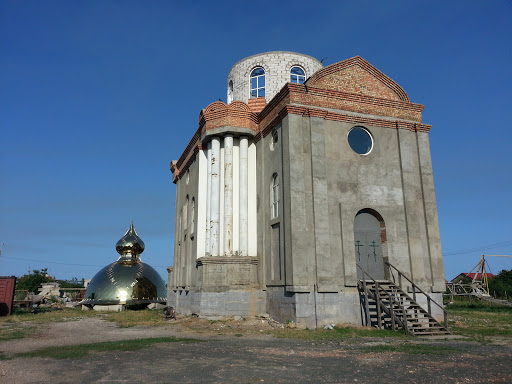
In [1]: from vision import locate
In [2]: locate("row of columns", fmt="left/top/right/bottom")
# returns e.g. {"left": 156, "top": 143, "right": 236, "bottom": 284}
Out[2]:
{"left": 205, "top": 135, "right": 249, "bottom": 256}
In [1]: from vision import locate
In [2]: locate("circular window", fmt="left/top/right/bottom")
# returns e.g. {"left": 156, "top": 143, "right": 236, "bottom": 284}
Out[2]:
{"left": 348, "top": 127, "right": 373, "bottom": 155}
{"left": 270, "top": 129, "right": 278, "bottom": 151}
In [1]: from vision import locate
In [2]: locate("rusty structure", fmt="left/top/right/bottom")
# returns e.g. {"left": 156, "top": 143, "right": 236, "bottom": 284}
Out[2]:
{"left": 0, "top": 276, "right": 17, "bottom": 316}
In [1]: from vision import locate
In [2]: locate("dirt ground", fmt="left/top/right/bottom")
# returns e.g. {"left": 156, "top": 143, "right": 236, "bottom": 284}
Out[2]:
{"left": 1, "top": 316, "right": 511, "bottom": 384}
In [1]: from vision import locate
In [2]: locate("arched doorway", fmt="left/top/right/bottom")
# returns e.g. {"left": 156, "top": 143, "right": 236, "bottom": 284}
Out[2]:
{"left": 354, "top": 209, "right": 386, "bottom": 280}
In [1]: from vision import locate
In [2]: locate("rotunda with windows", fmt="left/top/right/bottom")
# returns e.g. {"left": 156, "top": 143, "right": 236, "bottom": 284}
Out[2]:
{"left": 226, "top": 51, "right": 323, "bottom": 103}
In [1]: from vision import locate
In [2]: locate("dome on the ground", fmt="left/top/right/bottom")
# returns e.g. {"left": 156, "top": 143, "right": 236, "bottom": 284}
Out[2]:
{"left": 82, "top": 223, "right": 166, "bottom": 305}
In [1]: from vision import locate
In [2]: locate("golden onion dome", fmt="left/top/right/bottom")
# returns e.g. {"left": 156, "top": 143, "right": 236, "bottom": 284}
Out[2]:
{"left": 81, "top": 223, "right": 166, "bottom": 306}
{"left": 116, "top": 221, "right": 145, "bottom": 257}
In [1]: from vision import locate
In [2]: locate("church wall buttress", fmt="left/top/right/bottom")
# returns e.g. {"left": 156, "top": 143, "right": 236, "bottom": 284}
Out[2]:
{"left": 285, "top": 115, "right": 315, "bottom": 291}
{"left": 397, "top": 128, "right": 430, "bottom": 288}
{"left": 417, "top": 132, "right": 445, "bottom": 292}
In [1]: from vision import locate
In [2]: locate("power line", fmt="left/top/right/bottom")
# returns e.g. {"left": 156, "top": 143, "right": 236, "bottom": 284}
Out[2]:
{"left": 0, "top": 255, "right": 170, "bottom": 269}
{"left": 0, "top": 255, "right": 104, "bottom": 268}
{"left": 443, "top": 240, "right": 512, "bottom": 256}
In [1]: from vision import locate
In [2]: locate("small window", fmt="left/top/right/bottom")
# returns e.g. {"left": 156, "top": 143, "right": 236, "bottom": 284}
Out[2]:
{"left": 183, "top": 196, "right": 189, "bottom": 230}
{"left": 271, "top": 174, "right": 280, "bottom": 219}
{"left": 190, "top": 198, "right": 195, "bottom": 237}
{"left": 290, "top": 66, "right": 306, "bottom": 84}
{"left": 228, "top": 80, "right": 234, "bottom": 103}
{"left": 270, "top": 129, "right": 278, "bottom": 151}
{"left": 348, "top": 126, "right": 373, "bottom": 155}
{"left": 250, "top": 67, "right": 265, "bottom": 98}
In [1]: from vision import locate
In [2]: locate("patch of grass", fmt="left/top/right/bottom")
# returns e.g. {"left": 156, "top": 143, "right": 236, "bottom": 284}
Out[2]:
{"left": 362, "top": 343, "right": 459, "bottom": 355}
{"left": 2, "top": 307, "right": 174, "bottom": 330}
{"left": 208, "top": 319, "right": 225, "bottom": 324}
{"left": 1, "top": 307, "right": 98, "bottom": 325}
{"left": 0, "top": 352, "right": 10, "bottom": 361}
{"left": 15, "top": 337, "right": 202, "bottom": 359}
{"left": 270, "top": 326, "right": 406, "bottom": 341}
{"left": 103, "top": 309, "right": 166, "bottom": 328}
{"left": 0, "top": 325, "right": 36, "bottom": 341}
{"left": 447, "top": 299, "right": 512, "bottom": 340}
{"left": 446, "top": 298, "right": 512, "bottom": 313}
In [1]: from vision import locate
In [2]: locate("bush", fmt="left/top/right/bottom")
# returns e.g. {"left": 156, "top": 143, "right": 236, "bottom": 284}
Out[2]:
{"left": 488, "top": 269, "right": 512, "bottom": 300}
{"left": 56, "top": 278, "right": 84, "bottom": 288}
{"left": 15, "top": 269, "right": 54, "bottom": 293}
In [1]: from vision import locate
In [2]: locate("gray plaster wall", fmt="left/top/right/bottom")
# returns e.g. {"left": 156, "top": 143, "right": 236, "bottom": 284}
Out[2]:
{"left": 260, "top": 111, "right": 444, "bottom": 326}
{"left": 283, "top": 112, "right": 444, "bottom": 295}
{"left": 172, "top": 158, "right": 200, "bottom": 290}
{"left": 256, "top": 122, "right": 286, "bottom": 289}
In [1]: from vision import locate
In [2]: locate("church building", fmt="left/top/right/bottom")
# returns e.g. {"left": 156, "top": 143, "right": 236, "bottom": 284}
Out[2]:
{"left": 168, "top": 51, "right": 446, "bottom": 329}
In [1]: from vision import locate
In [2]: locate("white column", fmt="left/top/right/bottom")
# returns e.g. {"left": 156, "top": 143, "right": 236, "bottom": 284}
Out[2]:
{"left": 205, "top": 141, "right": 212, "bottom": 255}
{"left": 248, "top": 143, "right": 257, "bottom": 256}
{"left": 239, "top": 136, "right": 248, "bottom": 256}
{"left": 196, "top": 149, "right": 207, "bottom": 258}
{"left": 210, "top": 137, "right": 220, "bottom": 256}
{"left": 223, "top": 135, "right": 233, "bottom": 255}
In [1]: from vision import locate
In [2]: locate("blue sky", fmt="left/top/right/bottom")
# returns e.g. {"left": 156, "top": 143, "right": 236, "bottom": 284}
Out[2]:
{"left": 1, "top": 1, "right": 511, "bottom": 282}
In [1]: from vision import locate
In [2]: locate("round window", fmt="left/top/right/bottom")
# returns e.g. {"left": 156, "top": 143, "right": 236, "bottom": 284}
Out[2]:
{"left": 348, "top": 127, "right": 373, "bottom": 155}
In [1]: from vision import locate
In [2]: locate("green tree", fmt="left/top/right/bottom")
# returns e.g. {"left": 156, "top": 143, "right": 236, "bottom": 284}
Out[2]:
{"left": 57, "top": 277, "right": 84, "bottom": 288}
{"left": 488, "top": 269, "right": 512, "bottom": 300}
{"left": 16, "top": 268, "right": 55, "bottom": 293}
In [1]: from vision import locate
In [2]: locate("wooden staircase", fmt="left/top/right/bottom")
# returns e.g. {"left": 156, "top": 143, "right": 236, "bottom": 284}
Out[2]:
{"left": 357, "top": 263, "right": 450, "bottom": 337}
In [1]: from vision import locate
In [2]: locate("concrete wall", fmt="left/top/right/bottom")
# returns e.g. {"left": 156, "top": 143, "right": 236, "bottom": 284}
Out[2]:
{"left": 172, "top": 157, "right": 200, "bottom": 289}
{"left": 282, "top": 112, "right": 444, "bottom": 293}
{"left": 259, "top": 110, "right": 444, "bottom": 326}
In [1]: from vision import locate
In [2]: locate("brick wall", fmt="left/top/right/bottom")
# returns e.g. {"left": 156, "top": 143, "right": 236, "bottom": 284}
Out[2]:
{"left": 227, "top": 51, "right": 323, "bottom": 103}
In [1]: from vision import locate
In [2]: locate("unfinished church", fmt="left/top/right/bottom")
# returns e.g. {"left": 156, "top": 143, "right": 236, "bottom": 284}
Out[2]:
{"left": 168, "top": 51, "right": 447, "bottom": 331}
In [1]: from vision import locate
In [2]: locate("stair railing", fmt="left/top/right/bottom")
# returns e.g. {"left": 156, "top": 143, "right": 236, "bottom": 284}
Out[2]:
{"left": 356, "top": 263, "right": 407, "bottom": 333}
{"left": 385, "top": 261, "right": 448, "bottom": 328}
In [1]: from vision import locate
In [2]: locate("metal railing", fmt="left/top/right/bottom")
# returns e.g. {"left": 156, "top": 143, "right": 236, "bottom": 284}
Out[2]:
{"left": 385, "top": 261, "right": 448, "bottom": 328}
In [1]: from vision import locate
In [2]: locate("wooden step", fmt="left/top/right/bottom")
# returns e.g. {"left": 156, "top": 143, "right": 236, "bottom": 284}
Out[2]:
{"left": 359, "top": 277, "right": 450, "bottom": 337}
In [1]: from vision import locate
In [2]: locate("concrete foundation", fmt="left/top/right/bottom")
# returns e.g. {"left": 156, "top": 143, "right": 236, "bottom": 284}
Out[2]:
{"left": 169, "top": 290, "right": 266, "bottom": 319}
{"left": 266, "top": 287, "right": 362, "bottom": 328}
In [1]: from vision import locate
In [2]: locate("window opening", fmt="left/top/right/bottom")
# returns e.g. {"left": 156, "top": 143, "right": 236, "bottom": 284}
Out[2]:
{"left": 290, "top": 66, "right": 306, "bottom": 84}
{"left": 270, "top": 129, "right": 278, "bottom": 151}
{"left": 190, "top": 198, "right": 195, "bottom": 237}
{"left": 228, "top": 80, "right": 234, "bottom": 103}
{"left": 271, "top": 174, "right": 280, "bottom": 219}
{"left": 250, "top": 67, "right": 265, "bottom": 98}
{"left": 348, "top": 126, "right": 373, "bottom": 155}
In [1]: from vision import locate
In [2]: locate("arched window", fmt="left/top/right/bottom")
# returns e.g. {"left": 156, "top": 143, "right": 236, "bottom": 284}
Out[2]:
{"left": 228, "top": 80, "right": 234, "bottom": 103}
{"left": 290, "top": 66, "right": 306, "bottom": 84}
{"left": 271, "top": 174, "right": 279, "bottom": 219}
{"left": 250, "top": 67, "right": 265, "bottom": 98}
{"left": 183, "top": 195, "right": 189, "bottom": 232}
{"left": 190, "top": 198, "right": 195, "bottom": 237}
